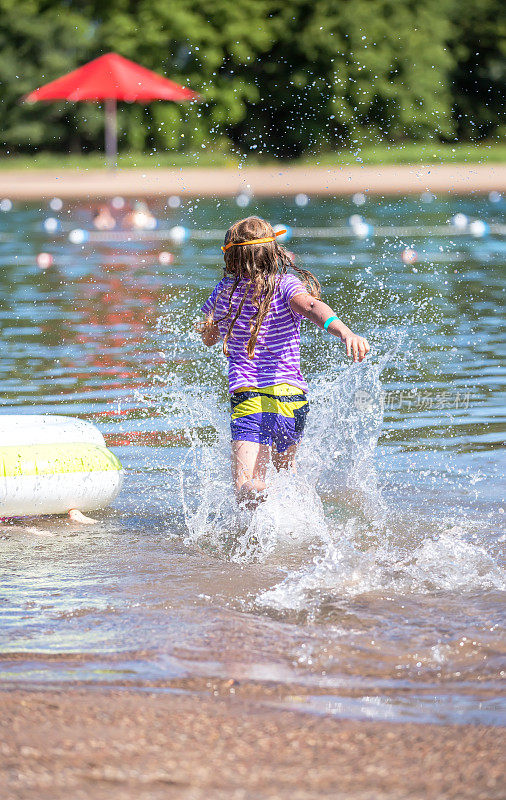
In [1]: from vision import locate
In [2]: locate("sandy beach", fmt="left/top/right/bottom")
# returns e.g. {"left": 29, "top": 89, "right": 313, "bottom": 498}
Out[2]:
{"left": 2, "top": 163, "right": 505, "bottom": 199}
{"left": 1, "top": 687, "right": 504, "bottom": 800}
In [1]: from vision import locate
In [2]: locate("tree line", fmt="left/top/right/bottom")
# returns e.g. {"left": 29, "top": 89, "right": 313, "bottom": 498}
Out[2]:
{"left": 0, "top": 0, "right": 504, "bottom": 157}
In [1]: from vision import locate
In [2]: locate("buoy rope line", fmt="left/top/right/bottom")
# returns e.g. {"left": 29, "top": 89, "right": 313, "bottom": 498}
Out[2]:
{"left": 53, "top": 223, "right": 506, "bottom": 244}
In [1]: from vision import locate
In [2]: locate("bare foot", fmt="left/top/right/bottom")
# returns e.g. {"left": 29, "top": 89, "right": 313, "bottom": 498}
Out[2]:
{"left": 237, "top": 479, "right": 267, "bottom": 511}
{"left": 68, "top": 509, "right": 97, "bottom": 524}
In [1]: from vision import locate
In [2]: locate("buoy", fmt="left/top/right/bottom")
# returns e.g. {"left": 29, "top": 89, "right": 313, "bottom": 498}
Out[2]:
{"left": 401, "top": 247, "right": 418, "bottom": 265}
{"left": 158, "top": 251, "right": 174, "bottom": 265}
{"left": 42, "top": 217, "right": 61, "bottom": 234}
{"left": 421, "top": 191, "right": 435, "bottom": 203}
{"left": 69, "top": 228, "right": 90, "bottom": 245}
{"left": 142, "top": 215, "right": 158, "bottom": 230}
{"left": 489, "top": 191, "right": 501, "bottom": 204}
{"left": 0, "top": 416, "right": 123, "bottom": 517}
{"left": 0, "top": 198, "right": 13, "bottom": 212}
{"left": 273, "top": 224, "right": 291, "bottom": 243}
{"left": 235, "top": 192, "right": 251, "bottom": 208}
{"left": 469, "top": 220, "right": 489, "bottom": 238}
{"left": 167, "top": 195, "right": 181, "bottom": 209}
{"left": 451, "top": 213, "right": 468, "bottom": 230}
{"left": 169, "top": 225, "right": 189, "bottom": 244}
{"left": 353, "top": 221, "right": 374, "bottom": 239}
{"left": 49, "top": 197, "right": 63, "bottom": 212}
{"left": 295, "top": 193, "right": 309, "bottom": 207}
{"left": 36, "top": 252, "right": 54, "bottom": 270}
{"left": 111, "top": 196, "right": 125, "bottom": 210}
{"left": 352, "top": 192, "right": 366, "bottom": 206}
{"left": 348, "top": 214, "right": 363, "bottom": 229}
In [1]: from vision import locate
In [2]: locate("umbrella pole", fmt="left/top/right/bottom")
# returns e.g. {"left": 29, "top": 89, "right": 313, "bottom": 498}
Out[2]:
{"left": 105, "top": 98, "right": 117, "bottom": 167}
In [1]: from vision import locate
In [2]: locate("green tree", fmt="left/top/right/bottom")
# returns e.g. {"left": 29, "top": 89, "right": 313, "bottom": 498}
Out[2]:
{"left": 448, "top": 0, "right": 506, "bottom": 140}
{"left": 79, "top": 0, "right": 274, "bottom": 153}
{"left": 0, "top": 0, "right": 503, "bottom": 156}
{"left": 0, "top": 0, "right": 93, "bottom": 151}
{"left": 230, "top": 0, "right": 456, "bottom": 157}
{"left": 77, "top": 0, "right": 458, "bottom": 157}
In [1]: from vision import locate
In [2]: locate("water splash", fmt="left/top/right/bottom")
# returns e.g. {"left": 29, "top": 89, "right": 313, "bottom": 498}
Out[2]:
{"left": 257, "top": 524, "right": 505, "bottom": 614}
{"left": 148, "top": 309, "right": 504, "bottom": 611}
{"left": 169, "top": 326, "right": 391, "bottom": 559}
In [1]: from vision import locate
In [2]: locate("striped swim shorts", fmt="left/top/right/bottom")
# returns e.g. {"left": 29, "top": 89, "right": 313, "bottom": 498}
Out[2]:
{"left": 230, "top": 383, "right": 309, "bottom": 453}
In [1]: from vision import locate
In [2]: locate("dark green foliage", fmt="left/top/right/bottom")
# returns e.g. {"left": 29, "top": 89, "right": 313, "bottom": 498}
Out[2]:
{"left": 448, "top": 0, "right": 506, "bottom": 140}
{"left": 0, "top": 0, "right": 503, "bottom": 155}
{"left": 229, "top": 0, "right": 455, "bottom": 156}
{"left": 0, "top": 0, "right": 93, "bottom": 151}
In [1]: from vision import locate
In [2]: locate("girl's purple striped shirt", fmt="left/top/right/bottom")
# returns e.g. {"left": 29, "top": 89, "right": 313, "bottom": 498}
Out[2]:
{"left": 201, "top": 274, "right": 308, "bottom": 393}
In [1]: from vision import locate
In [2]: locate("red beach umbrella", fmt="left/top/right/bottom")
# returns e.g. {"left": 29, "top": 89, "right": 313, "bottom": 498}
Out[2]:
{"left": 25, "top": 52, "right": 199, "bottom": 160}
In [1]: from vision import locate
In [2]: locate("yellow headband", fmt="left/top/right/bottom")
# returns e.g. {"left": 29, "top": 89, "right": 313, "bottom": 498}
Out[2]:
{"left": 221, "top": 229, "right": 286, "bottom": 253}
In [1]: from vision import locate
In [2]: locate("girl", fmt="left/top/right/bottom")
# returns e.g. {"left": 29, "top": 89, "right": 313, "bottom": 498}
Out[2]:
{"left": 200, "top": 216, "right": 370, "bottom": 506}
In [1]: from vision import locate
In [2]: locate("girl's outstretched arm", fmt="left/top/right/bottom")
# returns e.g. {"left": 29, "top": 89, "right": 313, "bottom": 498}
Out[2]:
{"left": 198, "top": 316, "right": 220, "bottom": 346}
{"left": 290, "top": 293, "right": 370, "bottom": 363}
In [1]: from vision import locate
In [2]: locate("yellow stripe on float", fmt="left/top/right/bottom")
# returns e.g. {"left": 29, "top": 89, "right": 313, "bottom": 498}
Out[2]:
{"left": 0, "top": 443, "right": 122, "bottom": 478}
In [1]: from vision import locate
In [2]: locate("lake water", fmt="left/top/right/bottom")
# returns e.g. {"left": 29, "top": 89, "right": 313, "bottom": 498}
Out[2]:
{"left": 1, "top": 194, "right": 505, "bottom": 725}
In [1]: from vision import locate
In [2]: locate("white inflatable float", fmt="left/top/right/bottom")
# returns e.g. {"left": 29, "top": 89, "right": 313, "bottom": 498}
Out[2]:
{"left": 0, "top": 416, "right": 123, "bottom": 517}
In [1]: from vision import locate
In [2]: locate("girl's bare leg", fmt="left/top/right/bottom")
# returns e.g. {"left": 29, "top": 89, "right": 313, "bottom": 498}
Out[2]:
{"left": 232, "top": 440, "right": 270, "bottom": 508}
{"left": 272, "top": 443, "right": 298, "bottom": 472}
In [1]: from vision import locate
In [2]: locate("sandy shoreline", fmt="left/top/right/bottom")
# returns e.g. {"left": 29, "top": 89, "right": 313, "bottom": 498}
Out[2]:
{"left": 1, "top": 688, "right": 504, "bottom": 800}
{"left": 2, "top": 163, "right": 505, "bottom": 199}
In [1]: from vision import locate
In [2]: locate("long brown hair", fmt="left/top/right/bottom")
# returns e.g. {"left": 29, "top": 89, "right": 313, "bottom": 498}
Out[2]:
{"left": 211, "top": 216, "right": 320, "bottom": 358}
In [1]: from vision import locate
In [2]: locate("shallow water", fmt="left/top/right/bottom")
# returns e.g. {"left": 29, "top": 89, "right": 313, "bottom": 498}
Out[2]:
{"left": 0, "top": 194, "right": 505, "bottom": 725}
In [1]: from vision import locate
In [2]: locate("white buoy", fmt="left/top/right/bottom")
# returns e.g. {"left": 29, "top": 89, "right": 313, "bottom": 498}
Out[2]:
{"left": 69, "top": 228, "right": 90, "bottom": 245}
{"left": 352, "top": 192, "right": 366, "bottom": 206}
{"left": 111, "top": 196, "right": 125, "bottom": 210}
{"left": 353, "top": 221, "right": 374, "bottom": 239}
{"left": 167, "top": 195, "right": 181, "bottom": 209}
{"left": 42, "top": 217, "right": 61, "bottom": 234}
{"left": 451, "top": 213, "right": 469, "bottom": 230}
{"left": 273, "top": 224, "right": 291, "bottom": 243}
{"left": 158, "top": 251, "right": 174, "bottom": 265}
{"left": 143, "top": 215, "right": 158, "bottom": 230}
{"left": 348, "top": 214, "right": 363, "bottom": 229}
{"left": 489, "top": 191, "right": 501, "bottom": 204}
{"left": 49, "top": 197, "right": 63, "bottom": 212}
{"left": 295, "top": 193, "right": 309, "bottom": 207}
{"left": 401, "top": 247, "right": 418, "bottom": 265}
{"left": 421, "top": 191, "right": 435, "bottom": 203}
{"left": 469, "top": 220, "right": 489, "bottom": 238}
{"left": 36, "top": 252, "right": 54, "bottom": 270}
{"left": 169, "top": 225, "right": 189, "bottom": 244}
{"left": 0, "top": 198, "right": 13, "bottom": 212}
{"left": 235, "top": 192, "right": 251, "bottom": 208}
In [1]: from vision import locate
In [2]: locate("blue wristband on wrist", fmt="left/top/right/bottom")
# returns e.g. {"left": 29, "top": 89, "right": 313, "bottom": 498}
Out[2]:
{"left": 323, "top": 315, "right": 339, "bottom": 332}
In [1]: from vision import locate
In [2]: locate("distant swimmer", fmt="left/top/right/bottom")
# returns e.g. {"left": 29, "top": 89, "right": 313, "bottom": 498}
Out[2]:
{"left": 198, "top": 216, "right": 370, "bottom": 509}
{"left": 93, "top": 204, "right": 116, "bottom": 230}
{"left": 123, "top": 200, "right": 157, "bottom": 230}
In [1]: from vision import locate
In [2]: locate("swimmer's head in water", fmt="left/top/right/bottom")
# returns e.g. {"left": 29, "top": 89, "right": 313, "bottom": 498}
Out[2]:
{"left": 216, "top": 216, "right": 321, "bottom": 358}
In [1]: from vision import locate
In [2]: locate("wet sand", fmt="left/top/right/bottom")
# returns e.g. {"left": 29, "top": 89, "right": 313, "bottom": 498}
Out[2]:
{"left": 1, "top": 688, "right": 504, "bottom": 800}
{"left": 1, "top": 163, "right": 505, "bottom": 199}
